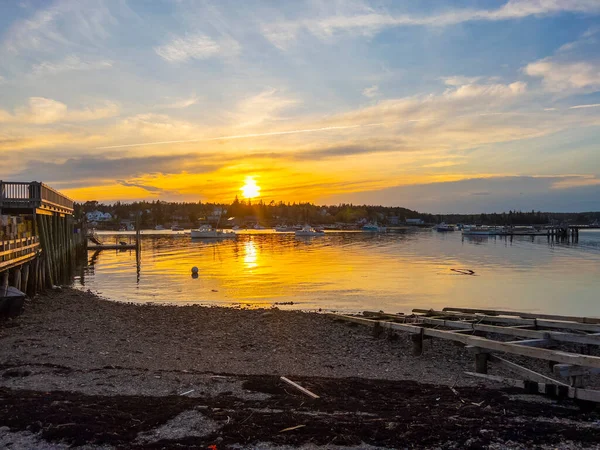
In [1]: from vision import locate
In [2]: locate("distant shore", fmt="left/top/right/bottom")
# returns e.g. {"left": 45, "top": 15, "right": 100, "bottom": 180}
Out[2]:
{"left": 0, "top": 289, "right": 599, "bottom": 448}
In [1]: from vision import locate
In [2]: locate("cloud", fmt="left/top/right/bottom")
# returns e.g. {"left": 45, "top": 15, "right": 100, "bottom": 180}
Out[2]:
{"left": 232, "top": 89, "right": 299, "bottom": 128}
{"left": 0, "top": 97, "right": 119, "bottom": 124}
{"left": 525, "top": 58, "right": 600, "bottom": 92}
{"left": 569, "top": 103, "right": 600, "bottom": 109}
{"left": 422, "top": 160, "right": 462, "bottom": 168}
{"left": 321, "top": 175, "right": 600, "bottom": 213}
{"left": 116, "top": 180, "right": 165, "bottom": 193}
{"left": 31, "top": 54, "right": 113, "bottom": 76}
{"left": 441, "top": 76, "right": 482, "bottom": 86}
{"left": 160, "top": 94, "right": 199, "bottom": 109}
{"left": 262, "top": 1, "right": 600, "bottom": 48}
{"left": 14, "top": 154, "right": 221, "bottom": 185}
{"left": 0, "top": 75, "right": 5, "bottom": 84}
{"left": 155, "top": 33, "right": 240, "bottom": 62}
{"left": 362, "top": 85, "right": 379, "bottom": 98}
{"left": 1, "top": 0, "right": 119, "bottom": 56}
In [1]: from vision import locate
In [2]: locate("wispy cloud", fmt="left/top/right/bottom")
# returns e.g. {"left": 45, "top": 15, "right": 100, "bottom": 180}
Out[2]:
{"left": 0, "top": 97, "right": 119, "bottom": 124}
{"left": 441, "top": 76, "right": 482, "bottom": 86}
{"left": 116, "top": 180, "right": 164, "bottom": 193}
{"left": 31, "top": 54, "right": 113, "bottom": 76}
{"left": 525, "top": 58, "right": 600, "bottom": 92}
{"left": 155, "top": 33, "right": 240, "bottom": 62}
{"left": 159, "top": 94, "right": 199, "bottom": 110}
{"left": 262, "top": 1, "right": 600, "bottom": 48}
{"left": 362, "top": 85, "right": 379, "bottom": 98}
{"left": 569, "top": 103, "right": 600, "bottom": 109}
{"left": 1, "top": 0, "right": 118, "bottom": 56}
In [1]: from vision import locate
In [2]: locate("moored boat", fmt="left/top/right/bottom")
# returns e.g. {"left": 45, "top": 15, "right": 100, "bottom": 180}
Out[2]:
{"left": 362, "top": 222, "right": 386, "bottom": 232}
{"left": 295, "top": 225, "right": 325, "bottom": 237}
{"left": 190, "top": 225, "right": 237, "bottom": 239}
{"left": 435, "top": 222, "right": 455, "bottom": 232}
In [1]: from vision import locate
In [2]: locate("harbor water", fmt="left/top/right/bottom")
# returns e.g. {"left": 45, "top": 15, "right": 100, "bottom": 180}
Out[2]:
{"left": 74, "top": 229, "right": 600, "bottom": 316}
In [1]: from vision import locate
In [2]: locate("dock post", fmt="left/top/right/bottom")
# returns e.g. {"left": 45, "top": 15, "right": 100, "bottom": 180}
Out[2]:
{"left": 22, "top": 263, "right": 29, "bottom": 294}
{"left": 475, "top": 350, "right": 489, "bottom": 374}
{"left": 13, "top": 266, "right": 21, "bottom": 290}
{"left": 411, "top": 329, "right": 424, "bottom": 356}
{"left": 1, "top": 271, "right": 8, "bottom": 290}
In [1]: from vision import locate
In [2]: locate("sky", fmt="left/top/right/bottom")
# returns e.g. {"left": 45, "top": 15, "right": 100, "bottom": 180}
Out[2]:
{"left": 0, "top": 0, "right": 600, "bottom": 213}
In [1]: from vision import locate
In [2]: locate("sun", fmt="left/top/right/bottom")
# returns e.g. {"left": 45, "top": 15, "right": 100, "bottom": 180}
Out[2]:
{"left": 241, "top": 176, "right": 261, "bottom": 199}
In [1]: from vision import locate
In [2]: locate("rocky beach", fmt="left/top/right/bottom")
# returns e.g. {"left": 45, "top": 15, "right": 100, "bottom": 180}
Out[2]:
{"left": 0, "top": 288, "right": 599, "bottom": 449}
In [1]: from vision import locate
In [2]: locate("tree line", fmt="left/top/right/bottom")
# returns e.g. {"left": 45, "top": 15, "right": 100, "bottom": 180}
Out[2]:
{"left": 74, "top": 199, "right": 600, "bottom": 228}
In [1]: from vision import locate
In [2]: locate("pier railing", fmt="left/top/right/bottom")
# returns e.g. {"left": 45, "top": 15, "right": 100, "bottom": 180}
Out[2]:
{"left": 0, "top": 236, "right": 40, "bottom": 272}
{"left": 0, "top": 181, "right": 74, "bottom": 214}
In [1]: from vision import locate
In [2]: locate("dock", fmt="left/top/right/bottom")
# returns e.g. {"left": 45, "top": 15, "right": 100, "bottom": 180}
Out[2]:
{"left": 332, "top": 307, "right": 600, "bottom": 403}
{"left": 1, "top": 181, "right": 86, "bottom": 315}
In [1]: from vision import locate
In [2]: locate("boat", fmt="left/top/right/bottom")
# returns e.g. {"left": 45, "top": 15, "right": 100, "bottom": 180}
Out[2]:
{"left": 190, "top": 225, "right": 237, "bottom": 239}
{"left": 254, "top": 224, "right": 266, "bottom": 230}
{"left": 155, "top": 225, "right": 165, "bottom": 230}
{"left": 362, "top": 222, "right": 386, "bottom": 232}
{"left": 461, "top": 226, "right": 500, "bottom": 236}
{"left": 295, "top": 225, "right": 325, "bottom": 237}
{"left": 435, "top": 222, "right": 455, "bottom": 232}
{"left": 171, "top": 225, "right": 184, "bottom": 231}
{"left": 275, "top": 225, "right": 295, "bottom": 232}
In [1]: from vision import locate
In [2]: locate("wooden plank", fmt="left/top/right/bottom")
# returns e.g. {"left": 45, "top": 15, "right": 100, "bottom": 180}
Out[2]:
{"left": 553, "top": 364, "right": 600, "bottom": 378}
{"left": 0, "top": 242, "right": 40, "bottom": 258}
{"left": 331, "top": 314, "right": 600, "bottom": 369}
{"left": 416, "top": 317, "right": 600, "bottom": 346}
{"left": 488, "top": 355, "right": 568, "bottom": 386}
{"left": 464, "top": 372, "right": 600, "bottom": 403}
{"left": 413, "top": 308, "right": 600, "bottom": 333}
{"left": 0, "top": 252, "right": 38, "bottom": 271}
{"left": 280, "top": 377, "right": 320, "bottom": 399}
{"left": 506, "top": 339, "right": 556, "bottom": 348}
{"left": 444, "top": 307, "right": 600, "bottom": 324}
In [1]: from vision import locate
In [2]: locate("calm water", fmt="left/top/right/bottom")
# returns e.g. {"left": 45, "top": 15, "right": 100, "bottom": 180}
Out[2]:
{"left": 74, "top": 229, "right": 600, "bottom": 316}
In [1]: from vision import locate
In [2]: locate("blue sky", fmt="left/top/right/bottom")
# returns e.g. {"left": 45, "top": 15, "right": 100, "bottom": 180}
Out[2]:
{"left": 0, "top": 0, "right": 599, "bottom": 212}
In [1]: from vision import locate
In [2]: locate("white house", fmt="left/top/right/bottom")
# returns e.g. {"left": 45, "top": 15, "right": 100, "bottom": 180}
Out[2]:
{"left": 86, "top": 211, "right": 112, "bottom": 222}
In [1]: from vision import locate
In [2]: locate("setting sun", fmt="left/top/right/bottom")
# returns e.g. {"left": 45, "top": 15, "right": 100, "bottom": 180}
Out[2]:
{"left": 241, "top": 176, "right": 261, "bottom": 199}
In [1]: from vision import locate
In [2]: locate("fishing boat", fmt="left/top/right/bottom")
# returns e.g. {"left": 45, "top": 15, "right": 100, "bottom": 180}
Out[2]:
{"left": 362, "top": 222, "right": 386, "bottom": 232}
{"left": 435, "top": 222, "right": 455, "bottom": 232}
{"left": 295, "top": 225, "right": 325, "bottom": 237}
{"left": 190, "top": 225, "right": 237, "bottom": 239}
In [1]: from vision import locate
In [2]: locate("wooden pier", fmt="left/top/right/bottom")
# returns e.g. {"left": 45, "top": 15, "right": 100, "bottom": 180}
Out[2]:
{"left": 333, "top": 307, "right": 600, "bottom": 403}
{"left": 1, "top": 181, "right": 86, "bottom": 316}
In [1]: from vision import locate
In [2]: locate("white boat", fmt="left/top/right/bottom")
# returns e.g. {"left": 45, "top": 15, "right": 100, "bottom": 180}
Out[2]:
{"left": 254, "top": 224, "right": 266, "bottom": 230}
{"left": 295, "top": 225, "right": 325, "bottom": 237}
{"left": 275, "top": 225, "right": 295, "bottom": 232}
{"left": 435, "top": 222, "right": 455, "bottom": 232}
{"left": 462, "top": 226, "right": 499, "bottom": 236}
{"left": 171, "top": 225, "right": 184, "bottom": 231}
{"left": 190, "top": 225, "right": 237, "bottom": 239}
{"left": 362, "top": 222, "right": 386, "bottom": 232}
{"left": 155, "top": 225, "right": 165, "bottom": 230}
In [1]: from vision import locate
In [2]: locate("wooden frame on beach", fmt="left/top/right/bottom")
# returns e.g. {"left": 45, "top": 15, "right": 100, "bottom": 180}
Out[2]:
{"left": 331, "top": 307, "right": 600, "bottom": 402}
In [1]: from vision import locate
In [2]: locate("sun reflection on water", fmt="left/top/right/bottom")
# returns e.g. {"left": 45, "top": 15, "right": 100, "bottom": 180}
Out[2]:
{"left": 244, "top": 239, "right": 258, "bottom": 269}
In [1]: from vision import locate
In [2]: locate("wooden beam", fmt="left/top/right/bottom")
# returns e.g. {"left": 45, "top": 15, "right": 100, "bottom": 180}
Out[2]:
{"left": 506, "top": 338, "right": 556, "bottom": 348}
{"left": 553, "top": 364, "right": 600, "bottom": 378}
{"left": 488, "top": 355, "right": 568, "bottom": 386}
{"left": 416, "top": 317, "right": 600, "bottom": 346}
{"left": 413, "top": 308, "right": 600, "bottom": 333}
{"left": 331, "top": 314, "right": 600, "bottom": 369}
{"left": 444, "top": 307, "right": 600, "bottom": 324}
{"left": 464, "top": 372, "right": 600, "bottom": 403}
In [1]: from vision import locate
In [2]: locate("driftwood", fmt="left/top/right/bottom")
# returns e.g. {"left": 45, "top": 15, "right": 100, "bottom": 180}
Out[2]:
{"left": 280, "top": 376, "right": 320, "bottom": 399}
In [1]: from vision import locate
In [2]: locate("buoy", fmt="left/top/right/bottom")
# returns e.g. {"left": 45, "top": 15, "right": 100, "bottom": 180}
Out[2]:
{"left": 191, "top": 266, "right": 199, "bottom": 274}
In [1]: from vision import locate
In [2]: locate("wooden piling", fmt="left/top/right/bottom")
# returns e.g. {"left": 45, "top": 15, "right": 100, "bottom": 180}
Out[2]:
{"left": 475, "top": 352, "right": 489, "bottom": 374}
{"left": 13, "top": 266, "right": 21, "bottom": 290}
{"left": 22, "top": 263, "right": 29, "bottom": 294}
{"left": 411, "top": 329, "right": 424, "bottom": 356}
